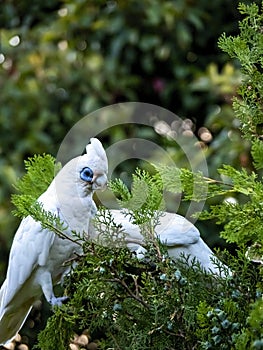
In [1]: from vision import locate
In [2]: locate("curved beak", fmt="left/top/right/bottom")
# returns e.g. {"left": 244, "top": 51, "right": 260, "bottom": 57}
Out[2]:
{"left": 91, "top": 173, "right": 108, "bottom": 191}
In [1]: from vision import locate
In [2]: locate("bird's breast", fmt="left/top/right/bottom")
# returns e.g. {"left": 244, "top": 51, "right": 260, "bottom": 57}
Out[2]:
{"left": 47, "top": 234, "right": 82, "bottom": 282}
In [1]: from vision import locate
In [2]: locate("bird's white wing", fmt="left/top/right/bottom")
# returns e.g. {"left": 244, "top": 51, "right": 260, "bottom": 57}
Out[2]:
{"left": 106, "top": 210, "right": 222, "bottom": 273}
{"left": 156, "top": 212, "right": 200, "bottom": 246}
{"left": 105, "top": 210, "right": 144, "bottom": 248}
{"left": 0, "top": 215, "right": 55, "bottom": 309}
{"left": 107, "top": 210, "right": 200, "bottom": 247}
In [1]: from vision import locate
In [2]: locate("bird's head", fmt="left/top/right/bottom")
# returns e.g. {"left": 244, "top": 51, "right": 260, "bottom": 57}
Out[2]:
{"left": 77, "top": 138, "right": 108, "bottom": 192}
{"left": 50, "top": 138, "right": 108, "bottom": 232}
{"left": 55, "top": 138, "right": 108, "bottom": 198}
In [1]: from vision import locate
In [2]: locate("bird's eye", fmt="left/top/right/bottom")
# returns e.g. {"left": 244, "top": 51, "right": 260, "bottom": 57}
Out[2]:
{"left": 80, "top": 167, "right": 93, "bottom": 183}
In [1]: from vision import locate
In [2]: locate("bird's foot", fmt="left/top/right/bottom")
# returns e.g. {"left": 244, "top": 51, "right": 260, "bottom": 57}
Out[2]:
{"left": 50, "top": 295, "right": 69, "bottom": 307}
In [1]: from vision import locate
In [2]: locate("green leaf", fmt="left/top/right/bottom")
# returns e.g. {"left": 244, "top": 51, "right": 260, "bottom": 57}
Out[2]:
{"left": 12, "top": 154, "right": 61, "bottom": 217}
{"left": 251, "top": 139, "right": 263, "bottom": 170}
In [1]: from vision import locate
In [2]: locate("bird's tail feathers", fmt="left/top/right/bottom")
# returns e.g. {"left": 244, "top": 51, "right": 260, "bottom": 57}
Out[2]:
{"left": 0, "top": 300, "right": 32, "bottom": 345}
{"left": 0, "top": 279, "right": 7, "bottom": 312}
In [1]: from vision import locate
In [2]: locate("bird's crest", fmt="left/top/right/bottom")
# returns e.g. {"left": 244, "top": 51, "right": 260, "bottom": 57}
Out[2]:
{"left": 85, "top": 138, "right": 107, "bottom": 165}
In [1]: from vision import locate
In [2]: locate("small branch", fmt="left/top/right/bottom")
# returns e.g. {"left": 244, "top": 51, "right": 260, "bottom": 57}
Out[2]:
{"left": 203, "top": 176, "right": 233, "bottom": 187}
{"left": 107, "top": 277, "right": 150, "bottom": 309}
{"left": 132, "top": 274, "right": 140, "bottom": 298}
{"left": 148, "top": 323, "right": 185, "bottom": 338}
{"left": 43, "top": 221, "right": 83, "bottom": 246}
{"left": 62, "top": 251, "right": 84, "bottom": 266}
{"left": 108, "top": 331, "right": 122, "bottom": 350}
{"left": 141, "top": 220, "right": 163, "bottom": 261}
{"left": 163, "top": 329, "right": 185, "bottom": 338}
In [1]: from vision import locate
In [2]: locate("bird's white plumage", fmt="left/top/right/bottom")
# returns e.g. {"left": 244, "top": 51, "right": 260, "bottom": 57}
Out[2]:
{"left": 0, "top": 138, "right": 108, "bottom": 345}
{"left": 93, "top": 209, "right": 228, "bottom": 276}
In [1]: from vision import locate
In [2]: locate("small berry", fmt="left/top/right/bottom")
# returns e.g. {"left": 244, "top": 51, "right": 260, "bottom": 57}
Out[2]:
{"left": 252, "top": 340, "right": 263, "bottom": 349}
{"left": 113, "top": 303, "right": 122, "bottom": 311}
{"left": 214, "top": 308, "right": 222, "bottom": 314}
{"left": 159, "top": 273, "right": 167, "bottom": 281}
{"left": 231, "top": 322, "right": 240, "bottom": 331}
{"left": 212, "top": 335, "right": 222, "bottom": 345}
{"left": 179, "top": 277, "right": 187, "bottom": 286}
{"left": 206, "top": 310, "right": 213, "bottom": 318}
{"left": 217, "top": 310, "right": 226, "bottom": 321}
{"left": 202, "top": 341, "right": 212, "bottom": 349}
{"left": 221, "top": 319, "right": 231, "bottom": 329}
{"left": 167, "top": 322, "right": 173, "bottom": 330}
{"left": 211, "top": 326, "right": 220, "bottom": 334}
{"left": 256, "top": 290, "right": 262, "bottom": 299}
{"left": 174, "top": 270, "right": 181, "bottom": 281}
{"left": 231, "top": 290, "right": 241, "bottom": 299}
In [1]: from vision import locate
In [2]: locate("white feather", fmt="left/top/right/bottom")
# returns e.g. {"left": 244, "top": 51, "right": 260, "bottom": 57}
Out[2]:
{"left": 94, "top": 210, "right": 230, "bottom": 276}
{"left": 0, "top": 138, "right": 108, "bottom": 345}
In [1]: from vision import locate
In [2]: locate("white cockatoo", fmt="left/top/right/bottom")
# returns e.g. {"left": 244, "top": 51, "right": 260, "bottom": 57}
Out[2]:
{"left": 92, "top": 210, "right": 228, "bottom": 276}
{"left": 0, "top": 138, "right": 108, "bottom": 345}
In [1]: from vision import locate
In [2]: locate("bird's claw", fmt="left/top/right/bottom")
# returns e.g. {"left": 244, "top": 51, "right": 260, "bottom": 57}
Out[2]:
{"left": 50, "top": 296, "right": 69, "bottom": 307}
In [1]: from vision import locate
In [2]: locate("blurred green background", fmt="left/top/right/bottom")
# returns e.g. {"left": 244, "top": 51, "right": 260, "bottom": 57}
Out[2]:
{"left": 0, "top": 0, "right": 258, "bottom": 344}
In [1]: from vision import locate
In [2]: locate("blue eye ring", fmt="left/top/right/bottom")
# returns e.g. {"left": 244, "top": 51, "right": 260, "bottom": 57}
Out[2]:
{"left": 80, "top": 167, "right": 93, "bottom": 183}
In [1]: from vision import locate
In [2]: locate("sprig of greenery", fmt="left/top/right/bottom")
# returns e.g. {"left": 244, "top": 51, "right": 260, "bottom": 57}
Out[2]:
{"left": 109, "top": 168, "right": 165, "bottom": 225}
{"left": 218, "top": 2, "right": 263, "bottom": 175}
{"left": 251, "top": 138, "right": 263, "bottom": 170}
{"left": 12, "top": 154, "right": 60, "bottom": 218}
{"left": 92, "top": 206, "right": 126, "bottom": 247}
{"left": 13, "top": 154, "right": 61, "bottom": 201}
